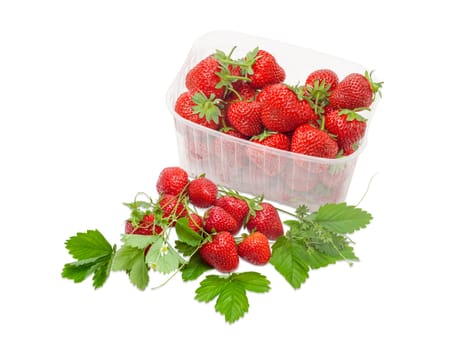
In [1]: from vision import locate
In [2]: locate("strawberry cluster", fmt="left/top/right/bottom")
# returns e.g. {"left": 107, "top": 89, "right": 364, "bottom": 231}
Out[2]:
{"left": 174, "top": 47, "right": 382, "bottom": 159}
{"left": 125, "top": 166, "right": 283, "bottom": 273}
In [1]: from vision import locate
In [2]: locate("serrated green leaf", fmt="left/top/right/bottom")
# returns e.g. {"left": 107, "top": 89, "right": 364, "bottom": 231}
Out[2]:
{"left": 65, "top": 229, "right": 113, "bottom": 260}
{"left": 232, "top": 272, "right": 270, "bottom": 293}
{"left": 145, "top": 236, "right": 184, "bottom": 274}
{"left": 215, "top": 281, "right": 248, "bottom": 324}
{"left": 175, "top": 240, "right": 198, "bottom": 257}
{"left": 314, "top": 203, "right": 372, "bottom": 234}
{"left": 111, "top": 245, "right": 144, "bottom": 271}
{"left": 181, "top": 253, "right": 213, "bottom": 281}
{"left": 62, "top": 259, "right": 99, "bottom": 283}
{"left": 129, "top": 256, "right": 149, "bottom": 291}
{"left": 270, "top": 236, "right": 310, "bottom": 289}
{"left": 195, "top": 275, "right": 228, "bottom": 303}
{"left": 175, "top": 218, "right": 204, "bottom": 247}
{"left": 92, "top": 259, "right": 112, "bottom": 289}
{"left": 121, "top": 234, "right": 158, "bottom": 249}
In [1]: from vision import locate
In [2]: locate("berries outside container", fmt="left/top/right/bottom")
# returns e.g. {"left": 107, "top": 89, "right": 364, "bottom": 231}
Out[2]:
{"left": 166, "top": 31, "right": 380, "bottom": 211}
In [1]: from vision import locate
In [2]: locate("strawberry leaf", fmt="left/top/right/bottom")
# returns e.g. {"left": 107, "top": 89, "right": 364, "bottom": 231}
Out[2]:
{"left": 313, "top": 203, "right": 373, "bottom": 234}
{"left": 175, "top": 217, "right": 204, "bottom": 247}
{"left": 111, "top": 245, "right": 149, "bottom": 290}
{"left": 65, "top": 229, "right": 113, "bottom": 260}
{"left": 145, "top": 235, "right": 184, "bottom": 274}
{"left": 121, "top": 234, "right": 157, "bottom": 249}
{"left": 181, "top": 253, "right": 213, "bottom": 281}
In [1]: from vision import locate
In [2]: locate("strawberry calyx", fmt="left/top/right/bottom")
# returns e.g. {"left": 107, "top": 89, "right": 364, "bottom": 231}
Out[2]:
{"left": 250, "top": 129, "right": 277, "bottom": 142}
{"left": 339, "top": 108, "right": 369, "bottom": 122}
{"left": 217, "top": 186, "right": 263, "bottom": 223}
{"left": 304, "top": 79, "right": 331, "bottom": 117}
{"left": 191, "top": 92, "right": 223, "bottom": 124}
{"left": 364, "top": 70, "right": 383, "bottom": 101}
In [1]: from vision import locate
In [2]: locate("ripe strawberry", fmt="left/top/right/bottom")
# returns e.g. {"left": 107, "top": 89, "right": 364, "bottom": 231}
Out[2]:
{"left": 257, "top": 84, "right": 309, "bottom": 133}
{"left": 125, "top": 213, "right": 162, "bottom": 235}
{"left": 246, "top": 202, "right": 283, "bottom": 240}
{"left": 158, "top": 194, "right": 187, "bottom": 223}
{"left": 227, "top": 100, "right": 263, "bottom": 137}
{"left": 290, "top": 124, "right": 339, "bottom": 159}
{"left": 215, "top": 195, "right": 249, "bottom": 230}
{"left": 305, "top": 69, "right": 339, "bottom": 91}
{"left": 225, "top": 82, "right": 257, "bottom": 103}
{"left": 238, "top": 231, "right": 271, "bottom": 265}
{"left": 199, "top": 231, "right": 239, "bottom": 273}
{"left": 329, "top": 71, "right": 382, "bottom": 110}
{"left": 174, "top": 91, "right": 222, "bottom": 130}
{"left": 248, "top": 49, "right": 286, "bottom": 89}
{"left": 188, "top": 177, "right": 218, "bottom": 208}
{"left": 250, "top": 130, "right": 290, "bottom": 151}
{"left": 324, "top": 109, "right": 367, "bottom": 152}
{"left": 186, "top": 212, "right": 203, "bottom": 233}
{"left": 156, "top": 167, "right": 189, "bottom": 196}
{"left": 185, "top": 56, "right": 227, "bottom": 99}
{"left": 204, "top": 206, "right": 239, "bottom": 235}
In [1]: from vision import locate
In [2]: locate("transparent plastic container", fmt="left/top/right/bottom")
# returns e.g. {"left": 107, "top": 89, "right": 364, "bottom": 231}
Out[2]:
{"left": 166, "top": 31, "right": 379, "bottom": 210}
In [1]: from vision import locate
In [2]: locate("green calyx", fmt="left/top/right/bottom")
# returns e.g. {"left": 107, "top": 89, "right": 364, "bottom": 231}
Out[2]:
{"left": 365, "top": 70, "right": 383, "bottom": 101}
{"left": 339, "top": 108, "right": 369, "bottom": 122}
{"left": 250, "top": 129, "right": 277, "bottom": 142}
{"left": 191, "top": 92, "right": 223, "bottom": 124}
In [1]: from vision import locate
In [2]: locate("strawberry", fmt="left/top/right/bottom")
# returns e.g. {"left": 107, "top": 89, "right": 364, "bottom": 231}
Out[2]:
{"left": 250, "top": 130, "right": 290, "bottom": 151}
{"left": 204, "top": 206, "right": 239, "bottom": 235}
{"left": 226, "top": 100, "right": 263, "bottom": 137}
{"left": 246, "top": 202, "right": 283, "bottom": 240}
{"left": 158, "top": 194, "right": 187, "bottom": 223}
{"left": 290, "top": 124, "right": 339, "bottom": 159}
{"left": 174, "top": 91, "right": 222, "bottom": 130}
{"left": 188, "top": 177, "right": 218, "bottom": 208}
{"left": 329, "top": 71, "right": 382, "bottom": 110}
{"left": 124, "top": 213, "right": 162, "bottom": 235}
{"left": 257, "top": 83, "right": 308, "bottom": 133}
{"left": 248, "top": 49, "right": 286, "bottom": 89}
{"left": 225, "top": 82, "right": 257, "bottom": 103}
{"left": 305, "top": 69, "right": 339, "bottom": 91}
{"left": 186, "top": 212, "right": 203, "bottom": 233}
{"left": 324, "top": 109, "right": 367, "bottom": 152}
{"left": 156, "top": 167, "right": 189, "bottom": 196}
{"left": 199, "top": 231, "right": 239, "bottom": 273}
{"left": 238, "top": 231, "right": 271, "bottom": 265}
{"left": 214, "top": 195, "right": 250, "bottom": 229}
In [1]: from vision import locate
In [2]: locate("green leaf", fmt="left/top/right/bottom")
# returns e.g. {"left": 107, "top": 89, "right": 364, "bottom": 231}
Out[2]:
{"left": 215, "top": 281, "right": 248, "bottom": 324}
{"left": 111, "top": 245, "right": 144, "bottom": 271}
{"left": 145, "top": 236, "right": 184, "bottom": 274}
{"left": 65, "top": 229, "right": 113, "bottom": 260}
{"left": 314, "top": 203, "right": 373, "bottom": 234}
{"left": 181, "top": 253, "right": 213, "bottom": 281}
{"left": 128, "top": 256, "right": 149, "bottom": 291}
{"left": 175, "top": 218, "right": 204, "bottom": 247}
{"left": 195, "top": 275, "right": 228, "bottom": 303}
{"left": 270, "top": 236, "right": 310, "bottom": 289}
{"left": 231, "top": 272, "right": 271, "bottom": 293}
{"left": 62, "top": 258, "right": 100, "bottom": 283}
{"left": 121, "top": 234, "right": 158, "bottom": 249}
{"left": 175, "top": 240, "right": 198, "bottom": 257}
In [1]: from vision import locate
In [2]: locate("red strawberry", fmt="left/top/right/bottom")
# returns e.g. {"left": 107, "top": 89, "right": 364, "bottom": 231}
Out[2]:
{"left": 329, "top": 71, "right": 382, "bottom": 110}
{"left": 225, "top": 82, "right": 257, "bottom": 102}
{"left": 185, "top": 56, "right": 226, "bottom": 99}
{"left": 325, "top": 109, "right": 367, "bottom": 152}
{"left": 215, "top": 195, "right": 249, "bottom": 230}
{"left": 246, "top": 202, "right": 283, "bottom": 240}
{"left": 290, "top": 124, "right": 339, "bottom": 159}
{"left": 305, "top": 69, "right": 339, "bottom": 91}
{"left": 248, "top": 49, "right": 286, "bottom": 89}
{"left": 125, "top": 213, "right": 163, "bottom": 235}
{"left": 156, "top": 167, "right": 189, "bottom": 196}
{"left": 187, "top": 177, "right": 218, "bottom": 208}
{"left": 199, "top": 231, "right": 239, "bottom": 273}
{"left": 250, "top": 130, "right": 290, "bottom": 151}
{"left": 204, "top": 206, "right": 239, "bottom": 235}
{"left": 257, "top": 83, "right": 309, "bottom": 133}
{"left": 186, "top": 212, "right": 203, "bottom": 233}
{"left": 238, "top": 231, "right": 271, "bottom": 265}
{"left": 227, "top": 100, "right": 263, "bottom": 137}
{"left": 158, "top": 194, "right": 187, "bottom": 223}
{"left": 174, "top": 91, "right": 222, "bottom": 130}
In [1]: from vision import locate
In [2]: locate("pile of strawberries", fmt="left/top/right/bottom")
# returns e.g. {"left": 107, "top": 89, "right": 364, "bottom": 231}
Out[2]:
{"left": 174, "top": 46, "right": 382, "bottom": 158}
{"left": 125, "top": 166, "right": 283, "bottom": 272}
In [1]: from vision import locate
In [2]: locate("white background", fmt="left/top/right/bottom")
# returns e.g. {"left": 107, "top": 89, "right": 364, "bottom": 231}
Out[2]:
{"left": 1, "top": 0, "right": 453, "bottom": 348}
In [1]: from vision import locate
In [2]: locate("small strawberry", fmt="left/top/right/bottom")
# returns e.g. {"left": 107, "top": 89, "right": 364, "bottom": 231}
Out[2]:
{"left": 238, "top": 231, "right": 271, "bottom": 265}
{"left": 246, "top": 202, "right": 283, "bottom": 240}
{"left": 290, "top": 124, "right": 339, "bottom": 159}
{"left": 156, "top": 167, "right": 189, "bottom": 196}
{"left": 324, "top": 109, "right": 367, "bottom": 152}
{"left": 204, "top": 206, "right": 239, "bottom": 235}
{"left": 227, "top": 100, "right": 263, "bottom": 137}
{"left": 329, "top": 71, "right": 383, "bottom": 110}
{"left": 199, "top": 231, "right": 239, "bottom": 273}
{"left": 174, "top": 91, "right": 222, "bottom": 130}
{"left": 188, "top": 177, "right": 218, "bottom": 208}
{"left": 305, "top": 69, "right": 339, "bottom": 92}
{"left": 186, "top": 212, "right": 204, "bottom": 233}
{"left": 250, "top": 130, "right": 290, "bottom": 151}
{"left": 257, "top": 83, "right": 308, "bottom": 133}
{"left": 158, "top": 194, "right": 187, "bottom": 224}
{"left": 247, "top": 48, "right": 286, "bottom": 89}
{"left": 215, "top": 195, "right": 250, "bottom": 230}
{"left": 125, "top": 213, "right": 162, "bottom": 235}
